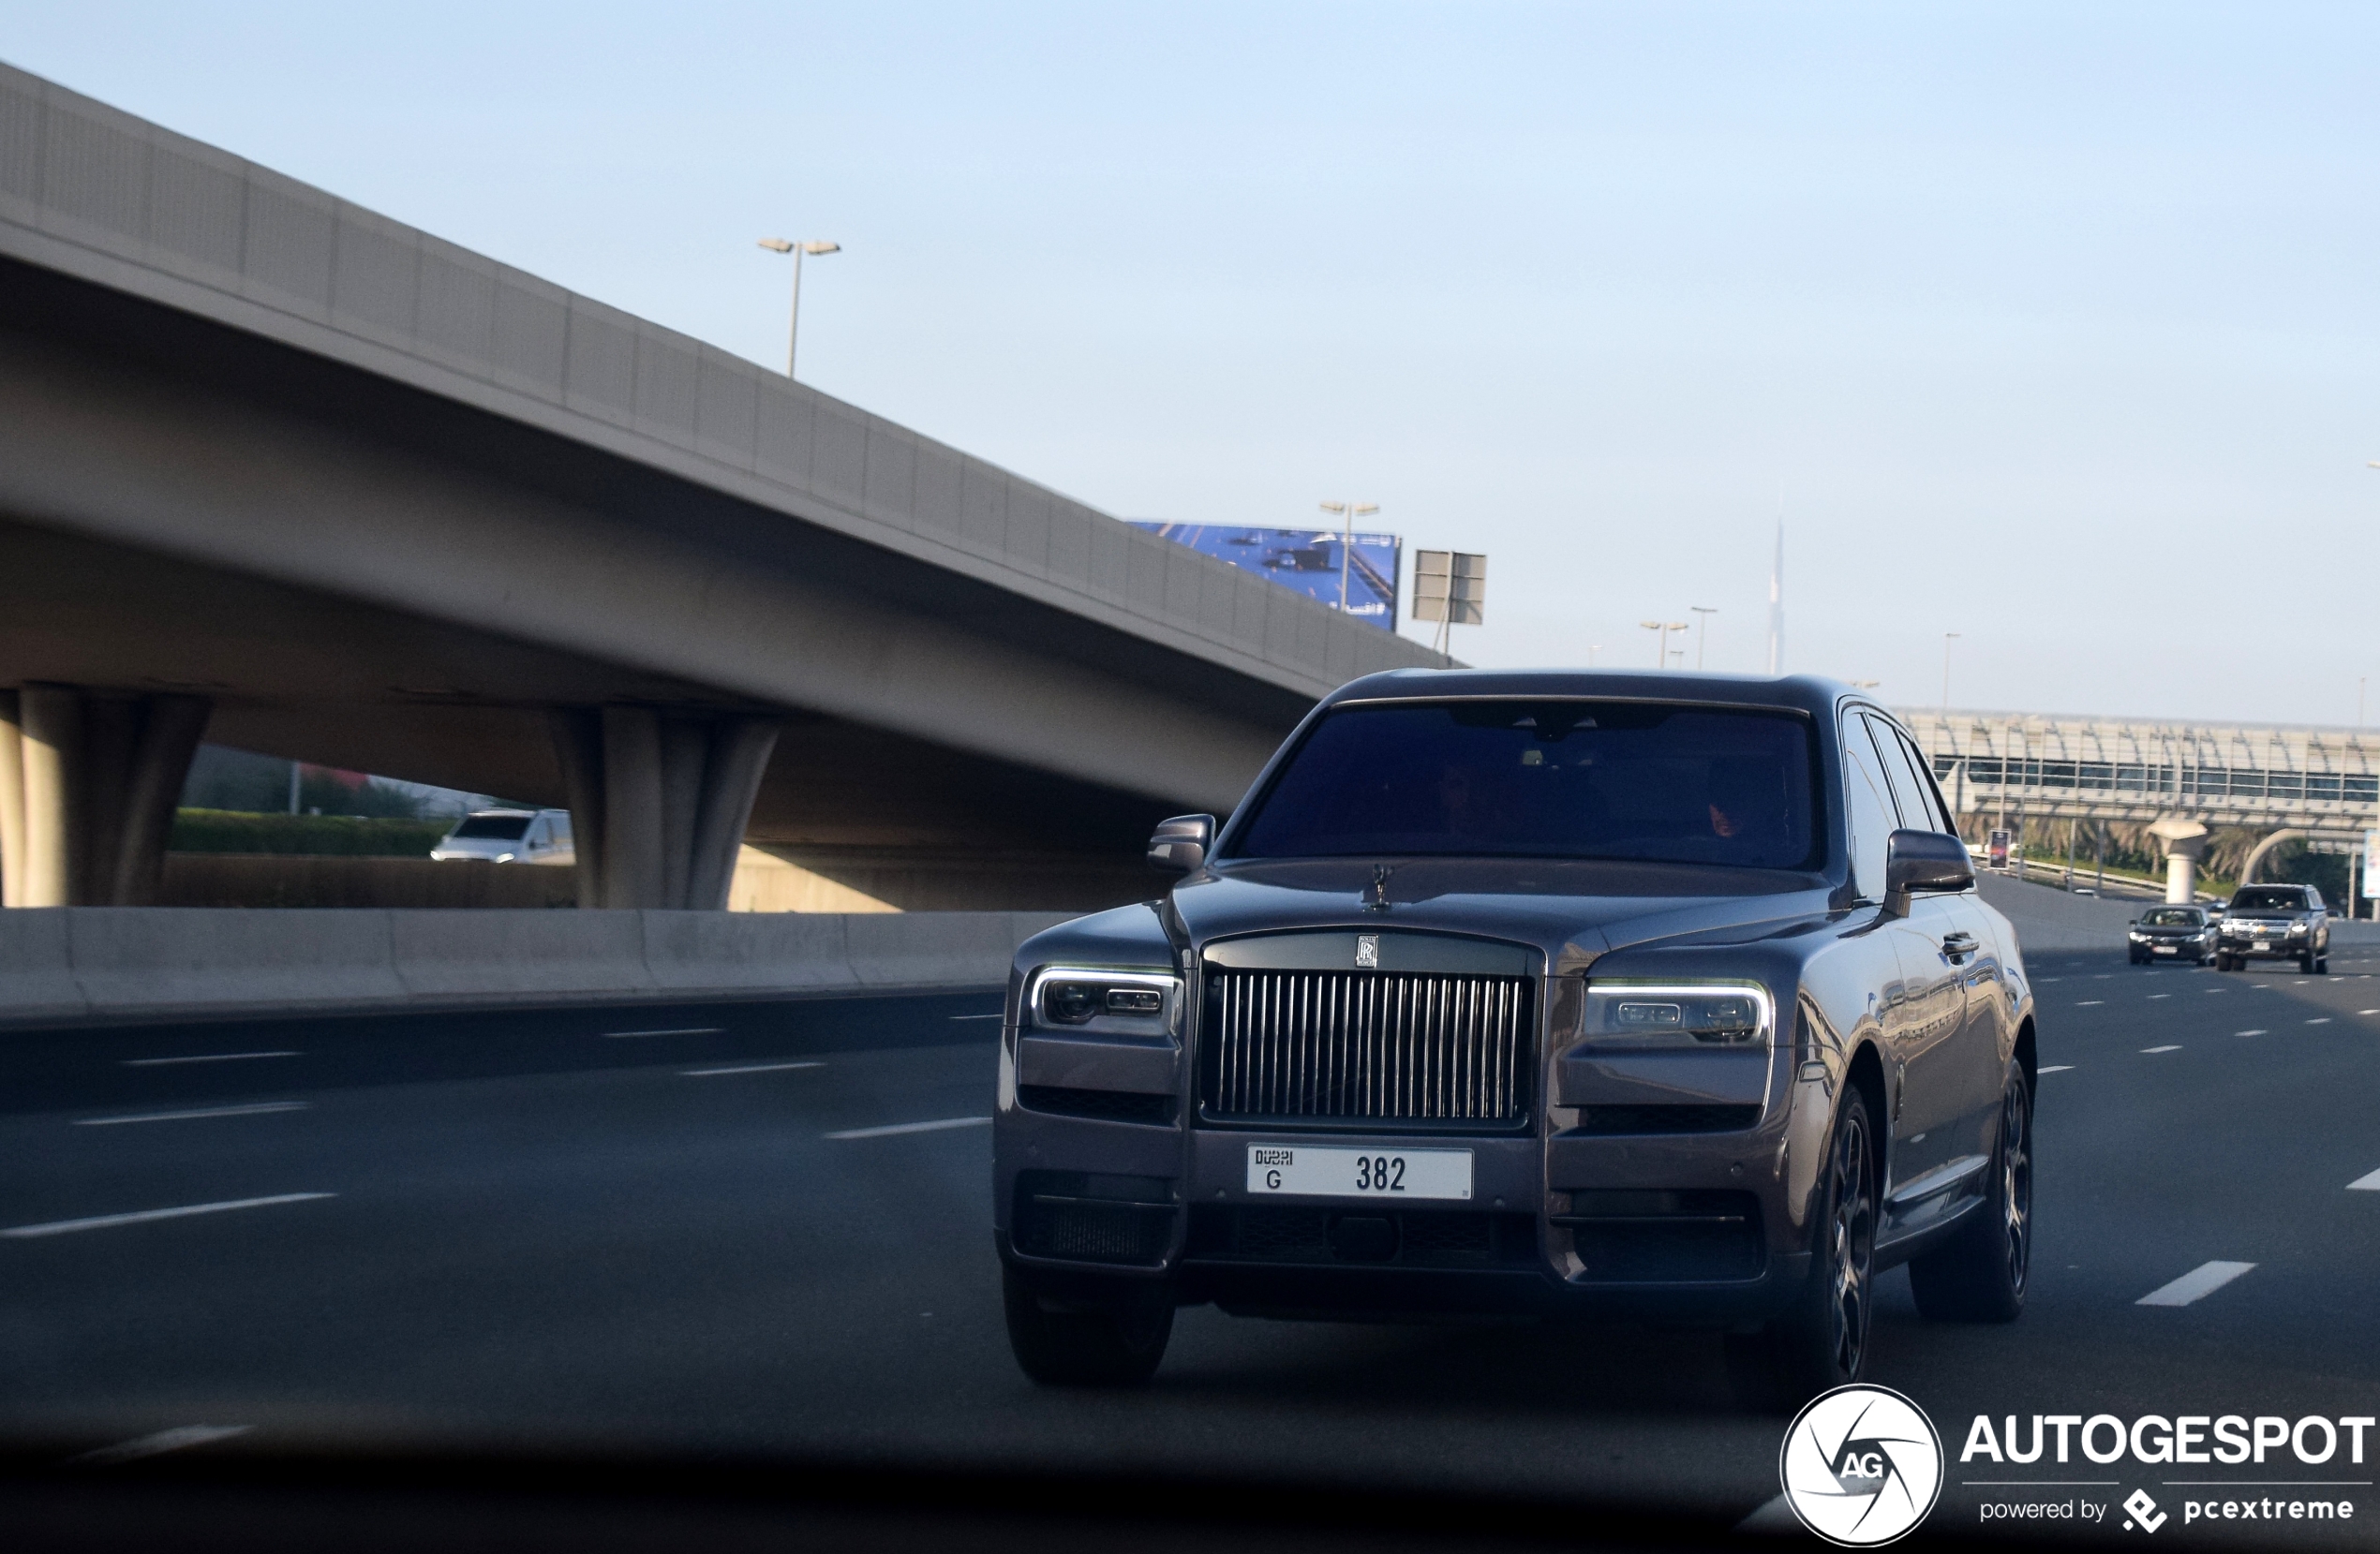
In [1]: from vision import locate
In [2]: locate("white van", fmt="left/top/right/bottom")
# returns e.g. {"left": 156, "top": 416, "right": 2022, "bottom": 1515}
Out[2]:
{"left": 428, "top": 808, "right": 575, "bottom": 866}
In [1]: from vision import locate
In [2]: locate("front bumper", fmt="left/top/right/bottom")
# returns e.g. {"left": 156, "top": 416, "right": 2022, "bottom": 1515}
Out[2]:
{"left": 2222, "top": 933, "right": 2311, "bottom": 959}
{"left": 995, "top": 1104, "right": 1818, "bottom": 1325}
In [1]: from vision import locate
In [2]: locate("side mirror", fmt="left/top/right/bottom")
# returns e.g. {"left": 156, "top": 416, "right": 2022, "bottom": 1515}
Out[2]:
{"left": 1147, "top": 814, "right": 1215, "bottom": 874}
{"left": 1884, "top": 829, "right": 1974, "bottom": 916}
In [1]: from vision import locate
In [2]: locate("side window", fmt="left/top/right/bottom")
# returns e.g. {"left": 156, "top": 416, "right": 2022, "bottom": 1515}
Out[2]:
{"left": 1841, "top": 717, "right": 1897, "bottom": 901}
{"left": 1899, "top": 731, "right": 1958, "bottom": 833}
{"left": 1868, "top": 717, "right": 1952, "bottom": 835}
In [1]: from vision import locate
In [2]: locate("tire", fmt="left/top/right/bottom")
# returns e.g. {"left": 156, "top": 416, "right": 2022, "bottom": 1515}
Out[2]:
{"left": 1728, "top": 1087, "right": 1878, "bottom": 1412}
{"left": 2314, "top": 955, "right": 2329, "bottom": 975}
{"left": 2298, "top": 953, "right": 2314, "bottom": 974}
{"left": 1002, "top": 1265, "right": 1174, "bottom": 1386}
{"left": 1908, "top": 1062, "right": 2032, "bottom": 1324}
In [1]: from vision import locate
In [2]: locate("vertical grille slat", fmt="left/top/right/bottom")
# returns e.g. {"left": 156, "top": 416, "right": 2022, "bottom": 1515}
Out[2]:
{"left": 1200, "top": 966, "right": 1534, "bottom": 1127}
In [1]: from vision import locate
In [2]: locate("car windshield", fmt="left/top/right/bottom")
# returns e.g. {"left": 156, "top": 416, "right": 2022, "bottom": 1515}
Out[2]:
{"left": 2229, "top": 886, "right": 2309, "bottom": 910}
{"left": 1228, "top": 701, "right": 1821, "bottom": 869}
{"left": 447, "top": 815, "right": 531, "bottom": 840}
{"left": 2142, "top": 909, "right": 2199, "bottom": 925}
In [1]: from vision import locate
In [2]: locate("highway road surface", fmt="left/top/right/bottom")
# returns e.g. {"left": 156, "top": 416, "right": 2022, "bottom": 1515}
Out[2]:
{"left": 4, "top": 954, "right": 2377, "bottom": 1535}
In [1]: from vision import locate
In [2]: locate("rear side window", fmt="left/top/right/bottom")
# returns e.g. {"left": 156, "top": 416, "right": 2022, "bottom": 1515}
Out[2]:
{"left": 1862, "top": 714, "right": 1950, "bottom": 836}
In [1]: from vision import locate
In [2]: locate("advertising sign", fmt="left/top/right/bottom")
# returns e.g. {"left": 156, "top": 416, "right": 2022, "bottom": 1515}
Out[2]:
{"left": 1987, "top": 828, "right": 2014, "bottom": 870}
{"left": 2365, "top": 831, "right": 2380, "bottom": 903}
{"left": 1129, "top": 524, "right": 1401, "bottom": 629}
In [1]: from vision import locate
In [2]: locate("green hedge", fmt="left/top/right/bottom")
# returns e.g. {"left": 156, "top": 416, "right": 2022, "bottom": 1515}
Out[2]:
{"left": 169, "top": 809, "right": 454, "bottom": 857}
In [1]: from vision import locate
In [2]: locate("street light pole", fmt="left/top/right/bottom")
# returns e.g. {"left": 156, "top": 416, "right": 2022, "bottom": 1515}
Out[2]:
{"left": 1318, "top": 501, "right": 1379, "bottom": 614}
{"left": 1941, "top": 632, "right": 1960, "bottom": 721}
{"left": 1639, "top": 620, "right": 1664, "bottom": 666}
{"left": 757, "top": 237, "right": 841, "bottom": 378}
{"left": 1690, "top": 606, "right": 1717, "bottom": 670}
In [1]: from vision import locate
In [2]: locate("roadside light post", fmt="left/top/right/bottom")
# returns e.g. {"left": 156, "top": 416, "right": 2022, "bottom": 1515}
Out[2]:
{"left": 1318, "top": 501, "right": 1379, "bottom": 614}
{"left": 1639, "top": 620, "right": 1664, "bottom": 665}
{"left": 1690, "top": 605, "right": 1717, "bottom": 670}
{"left": 1941, "top": 633, "right": 1960, "bottom": 720}
{"left": 757, "top": 237, "right": 841, "bottom": 378}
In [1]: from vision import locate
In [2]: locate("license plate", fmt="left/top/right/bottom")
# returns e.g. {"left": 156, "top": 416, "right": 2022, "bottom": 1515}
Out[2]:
{"left": 1245, "top": 1145, "right": 1473, "bottom": 1201}
{"left": 2153, "top": 945, "right": 2177, "bottom": 955}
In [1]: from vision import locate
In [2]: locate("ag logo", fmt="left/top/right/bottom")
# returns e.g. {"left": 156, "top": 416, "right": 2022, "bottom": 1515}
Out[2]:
{"left": 1778, "top": 1384, "right": 1944, "bottom": 1546}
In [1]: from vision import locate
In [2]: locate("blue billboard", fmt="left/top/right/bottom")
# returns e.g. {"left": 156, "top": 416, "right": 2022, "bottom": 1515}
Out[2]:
{"left": 1129, "top": 524, "right": 1402, "bottom": 629}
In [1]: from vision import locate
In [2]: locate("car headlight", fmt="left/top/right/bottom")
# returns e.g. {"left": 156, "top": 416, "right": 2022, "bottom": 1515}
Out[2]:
{"left": 1027, "top": 967, "right": 1181, "bottom": 1037}
{"left": 2128, "top": 930, "right": 2148, "bottom": 941}
{"left": 1576, "top": 982, "right": 1774, "bottom": 1048}
{"left": 2290, "top": 922, "right": 2310, "bottom": 935}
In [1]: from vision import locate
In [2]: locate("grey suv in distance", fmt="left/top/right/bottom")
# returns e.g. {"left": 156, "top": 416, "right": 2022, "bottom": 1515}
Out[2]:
{"left": 992, "top": 672, "right": 2038, "bottom": 1406}
{"left": 2217, "top": 884, "right": 2330, "bottom": 973}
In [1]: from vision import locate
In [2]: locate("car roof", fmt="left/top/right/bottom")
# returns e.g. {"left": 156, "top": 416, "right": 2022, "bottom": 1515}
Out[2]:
{"left": 1317, "top": 669, "right": 1852, "bottom": 720}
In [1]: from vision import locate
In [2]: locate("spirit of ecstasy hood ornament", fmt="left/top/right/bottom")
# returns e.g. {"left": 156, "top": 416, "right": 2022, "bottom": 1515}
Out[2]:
{"left": 1365, "top": 862, "right": 1396, "bottom": 911}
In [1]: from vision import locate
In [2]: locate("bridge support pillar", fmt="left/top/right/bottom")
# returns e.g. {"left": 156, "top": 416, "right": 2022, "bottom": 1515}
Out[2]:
{"left": 2148, "top": 817, "right": 2210, "bottom": 905}
{"left": 548, "top": 707, "right": 781, "bottom": 910}
{"left": 0, "top": 685, "right": 213, "bottom": 908}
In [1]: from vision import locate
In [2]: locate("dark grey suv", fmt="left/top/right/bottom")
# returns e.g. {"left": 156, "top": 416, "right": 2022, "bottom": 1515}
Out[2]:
{"left": 992, "top": 672, "right": 2038, "bottom": 1406}
{"left": 2217, "top": 884, "right": 2330, "bottom": 973}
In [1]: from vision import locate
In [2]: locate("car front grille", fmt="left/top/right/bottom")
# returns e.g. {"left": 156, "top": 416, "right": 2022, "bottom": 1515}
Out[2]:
{"left": 1198, "top": 969, "right": 1534, "bottom": 1127}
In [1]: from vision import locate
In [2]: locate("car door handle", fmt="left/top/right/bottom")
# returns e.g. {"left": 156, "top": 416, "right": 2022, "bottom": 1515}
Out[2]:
{"left": 1941, "top": 931, "right": 1978, "bottom": 959}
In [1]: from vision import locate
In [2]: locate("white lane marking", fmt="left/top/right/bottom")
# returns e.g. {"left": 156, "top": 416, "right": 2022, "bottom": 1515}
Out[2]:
{"left": 120, "top": 1051, "right": 301, "bottom": 1067}
{"left": 2077, "top": 999, "right": 2105, "bottom": 1007}
{"left": 2039, "top": 1064, "right": 2075, "bottom": 1073}
{"left": 680, "top": 1060, "right": 822, "bottom": 1077}
{"left": 74, "top": 1424, "right": 251, "bottom": 1464}
{"left": 2359, "top": 1010, "right": 2380, "bottom": 1015}
{"left": 2137, "top": 1260, "right": 2256, "bottom": 1307}
{"left": 602, "top": 1027, "right": 721, "bottom": 1039}
{"left": 2307, "top": 1017, "right": 2332, "bottom": 1025}
{"left": 2, "top": 1192, "right": 335, "bottom": 1239}
{"left": 2140, "top": 1044, "right": 2181, "bottom": 1054}
{"left": 2236, "top": 1029, "right": 2267, "bottom": 1038}
{"left": 947, "top": 1014, "right": 1004, "bottom": 1021}
{"left": 2148, "top": 994, "right": 2172, "bottom": 1000}
{"left": 73, "top": 1102, "right": 308, "bottom": 1128}
{"left": 2347, "top": 1168, "right": 2380, "bottom": 1191}
{"left": 826, "top": 1116, "right": 991, "bottom": 1141}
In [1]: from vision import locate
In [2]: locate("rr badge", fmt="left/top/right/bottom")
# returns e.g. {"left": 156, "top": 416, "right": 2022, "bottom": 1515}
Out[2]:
{"left": 1355, "top": 933, "right": 1379, "bottom": 969}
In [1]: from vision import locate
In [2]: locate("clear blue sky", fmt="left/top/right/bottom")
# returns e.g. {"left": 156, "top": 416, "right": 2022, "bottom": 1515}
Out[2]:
{"left": 9, "top": 4, "right": 2378, "bottom": 722}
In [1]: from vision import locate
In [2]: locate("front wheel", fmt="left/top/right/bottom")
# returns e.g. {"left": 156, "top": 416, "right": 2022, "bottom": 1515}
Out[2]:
{"left": 1728, "top": 1087, "right": 1877, "bottom": 1411}
{"left": 1003, "top": 1266, "right": 1174, "bottom": 1386}
{"left": 1908, "top": 1062, "right": 2032, "bottom": 1324}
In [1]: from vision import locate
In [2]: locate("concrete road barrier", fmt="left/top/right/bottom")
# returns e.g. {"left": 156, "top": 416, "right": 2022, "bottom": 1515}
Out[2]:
{"left": 0, "top": 907, "right": 1074, "bottom": 1029}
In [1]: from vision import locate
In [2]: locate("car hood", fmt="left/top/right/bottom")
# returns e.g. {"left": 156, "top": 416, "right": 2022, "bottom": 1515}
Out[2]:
{"left": 1172, "top": 858, "right": 1840, "bottom": 973}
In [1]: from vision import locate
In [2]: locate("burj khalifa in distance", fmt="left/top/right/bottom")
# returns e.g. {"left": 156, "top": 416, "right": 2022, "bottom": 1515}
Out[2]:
{"left": 1766, "top": 522, "right": 1783, "bottom": 675}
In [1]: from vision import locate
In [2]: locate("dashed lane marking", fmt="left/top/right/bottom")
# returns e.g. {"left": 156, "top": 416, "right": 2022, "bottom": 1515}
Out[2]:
{"left": 2236, "top": 1029, "right": 2267, "bottom": 1038}
{"left": 2148, "top": 994, "right": 2172, "bottom": 1000}
{"left": 2039, "top": 1065, "right": 2075, "bottom": 1073}
{"left": 2308, "top": 1018, "right": 2332, "bottom": 1026}
{"left": 2, "top": 1192, "right": 335, "bottom": 1239}
{"left": 2347, "top": 1168, "right": 2380, "bottom": 1191}
{"left": 121, "top": 1051, "right": 301, "bottom": 1067}
{"left": 602, "top": 1027, "right": 721, "bottom": 1039}
{"left": 680, "top": 1060, "right": 823, "bottom": 1077}
{"left": 2077, "top": 1000, "right": 2105, "bottom": 1007}
{"left": 2137, "top": 1261, "right": 2256, "bottom": 1307}
{"left": 74, "top": 1425, "right": 251, "bottom": 1464}
{"left": 2140, "top": 1044, "right": 2181, "bottom": 1054}
{"left": 73, "top": 1102, "right": 308, "bottom": 1127}
{"left": 826, "top": 1116, "right": 991, "bottom": 1141}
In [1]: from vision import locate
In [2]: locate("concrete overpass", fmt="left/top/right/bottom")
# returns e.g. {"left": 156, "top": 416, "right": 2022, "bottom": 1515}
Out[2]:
{"left": 0, "top": 62, "right": 1442, "bottom": 912}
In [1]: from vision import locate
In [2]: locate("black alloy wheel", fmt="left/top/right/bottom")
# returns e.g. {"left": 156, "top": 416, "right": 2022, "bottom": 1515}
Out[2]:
{"left": 1908, "top": 1061, "right": 2032, "bottom": 1324}
{"left": 1728, "top": 1088, "right": 1877, "bottom": 1409}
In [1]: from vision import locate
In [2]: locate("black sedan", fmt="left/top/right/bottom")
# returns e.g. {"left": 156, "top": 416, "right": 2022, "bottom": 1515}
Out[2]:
{"left": 2128, "top": 905, "right": 2217, "bottom": 965}
{"left": 993, "top": 671, "right": 2039, "bottom": 1409}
